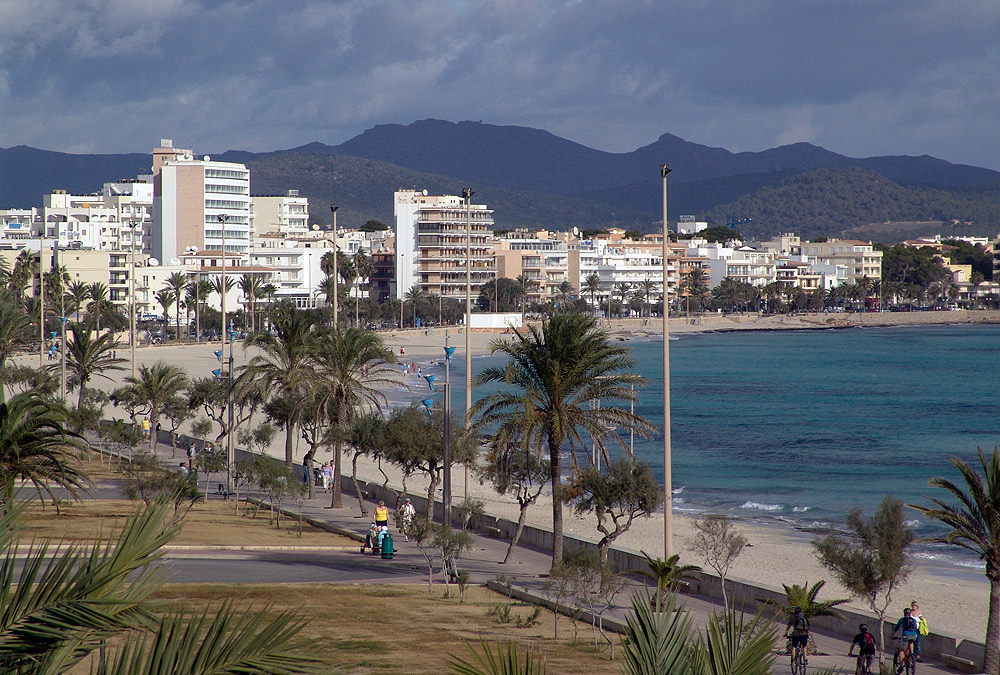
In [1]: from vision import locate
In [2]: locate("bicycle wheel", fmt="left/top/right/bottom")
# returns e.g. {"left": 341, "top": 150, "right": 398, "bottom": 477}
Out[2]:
{"left": 797, "top": 650, "right": 807, "bottom": 675}
{"left": 906, "top": 654, "right": 916, "bottom": 675}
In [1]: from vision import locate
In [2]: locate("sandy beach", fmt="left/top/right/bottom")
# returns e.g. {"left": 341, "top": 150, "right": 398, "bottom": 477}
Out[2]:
{"left": 16, "top": 308, "right": 995, "bottom": 643}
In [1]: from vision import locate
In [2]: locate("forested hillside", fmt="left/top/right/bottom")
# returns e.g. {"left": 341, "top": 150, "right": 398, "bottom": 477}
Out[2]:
{"left": 699, "top": 168, "right": 1000, "bottom": 241}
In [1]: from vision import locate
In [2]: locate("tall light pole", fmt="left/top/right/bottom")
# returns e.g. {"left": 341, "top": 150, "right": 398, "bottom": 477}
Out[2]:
{"left": 330, "top": 204, "right": 339, "bottom": 329}
{"left": 39, "top": 220, "right": 46, "bottom": 368}
{"left": 462, "top": 187, "right": 474, "bottom": 503}
{"left": 218, "top": 213, "right": 228, "bottom": 351}
{"left": 660, "top": 163, "right": 673, "bottom": 558}
{"left": 56, "top": 214, "right": 66, "bottom": 399}
{"left": 129, "top": 220, "right": 138, "bottom": 380}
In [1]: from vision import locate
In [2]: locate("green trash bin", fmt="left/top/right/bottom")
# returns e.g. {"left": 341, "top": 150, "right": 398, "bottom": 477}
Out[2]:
{"left": 380, "top": 532, "right": 394, "bottom": 559}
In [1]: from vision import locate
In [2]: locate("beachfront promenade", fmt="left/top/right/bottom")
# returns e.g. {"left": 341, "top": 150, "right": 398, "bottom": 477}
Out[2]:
{"left": 106, "top": 432, "right": 968, "bottom": 675}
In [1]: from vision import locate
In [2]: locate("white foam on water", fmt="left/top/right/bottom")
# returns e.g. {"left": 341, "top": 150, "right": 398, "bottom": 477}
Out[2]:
{"left": 741, "top": 501, "right": 783, "bottom": 512}
{"left": 792, "top": 506, "right": 811, "bottom": 512}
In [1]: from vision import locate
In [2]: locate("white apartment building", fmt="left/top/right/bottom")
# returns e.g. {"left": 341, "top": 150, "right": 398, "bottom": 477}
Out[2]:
{"left": 252, "top": 190, "right": 309, "bottom": 238}
{"left": 247, "top": 244, "right": 327, "bottom": 309}
{"left": 152, "top": 140, "right": 251, "bottom": 265}
{"left": 1, "top": 182, "right": 152, "bottom": 254}
{"left": 800, "top": 239, "right": 882, "bottom": 284}
{"left": 393, "top": 189, "right": 494, "bottom": 301}
{"left": 686, "top": 241, "right": 777, "bottom": 288}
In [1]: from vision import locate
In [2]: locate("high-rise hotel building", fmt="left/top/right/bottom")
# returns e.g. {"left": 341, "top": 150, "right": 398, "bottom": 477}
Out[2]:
{"left": 151, "top": 139, "right": 251, "bottom": 264}
{"left": 392, "top": 189, "right": 494, "bottom": 301}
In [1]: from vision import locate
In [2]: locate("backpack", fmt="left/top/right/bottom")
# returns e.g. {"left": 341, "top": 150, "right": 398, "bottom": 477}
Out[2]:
{"left": 860, "top": 632, "right": 875, "bottom": 652}
{"left": 905, "top": 617, "right": 917, "bottom": 632}
{"left": 794, "top": 614, "right": 808, "bottom": 631}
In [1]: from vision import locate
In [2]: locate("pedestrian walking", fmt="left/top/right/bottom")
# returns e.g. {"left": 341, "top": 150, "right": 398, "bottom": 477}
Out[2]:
{"left": 374, "top": 501, "right": 389, "bottom": 529}
{"left": 398, "top": 498, "right": 415, "bottom": 541}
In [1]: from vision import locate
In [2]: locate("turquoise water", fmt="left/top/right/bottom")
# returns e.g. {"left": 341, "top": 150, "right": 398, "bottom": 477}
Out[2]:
{"left": 391, "top": 324, "right": 999, "bottom": 570}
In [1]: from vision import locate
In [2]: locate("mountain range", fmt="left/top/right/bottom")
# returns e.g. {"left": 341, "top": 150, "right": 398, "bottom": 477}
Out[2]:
{"left": 3, "top": 119, "right": 999, "bottom": 241}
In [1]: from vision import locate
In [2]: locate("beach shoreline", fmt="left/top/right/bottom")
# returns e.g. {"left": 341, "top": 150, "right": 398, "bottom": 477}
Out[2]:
{"left": 13, "top": 308, "right": 995, "bottom": 643}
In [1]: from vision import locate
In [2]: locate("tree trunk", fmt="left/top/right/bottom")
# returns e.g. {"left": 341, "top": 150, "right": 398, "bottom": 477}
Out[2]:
{"left": 283, "top": 423, "right": 294, "bottom": 467}
{"left": 502, "top": 502, "right": 530, "bottom": 564}
{"left": 351, "top": 451, "right": 367, "bottom": 515}
{"left": 305, "top": 453, "right": 314, "bottom": 500}
{"left": 985, "top": 578, "right": 1000, "bottom": 675}
{"left": 426, "top": 471, "right": 439, "bottom": 521}
{"left": 548, "top": 433, "right": 564, "bottom": 571}
{"left": 331, "top": 439, "right": 343, "bottom": 508}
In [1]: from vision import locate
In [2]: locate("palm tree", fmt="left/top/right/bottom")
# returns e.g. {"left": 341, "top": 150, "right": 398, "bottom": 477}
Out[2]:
{"left": 639, "top": 279, "right": 658, "bottom": 318}
{"left": 404, "top": 285, "right": 424, "bottom": 327}
{"left": 474, "top": 312, "right": 652, "bottom": 569}
{"left": 65, "top": 280, "right": 91, "bottom": 320}
{"left": 970, "top": 272, "right": 986, "bottom": 309}
{"left": 682, "top": 267, "right": 710, "bottom": 313}
{"left": 613, "top": 282, "right": 630, "bottom": 317}
{"left": 0, "top": 500, "right": 326, "bottom": 673}
{"left": 186, "top": 277, "right": 213, "bottom": 342}
{"left": 238, "top": 274, "right": 264, "bottom": 332}
{"left": 312, "top": 327, "right": 398, "bottom": 508}
{"left": 319, "top": 250, "right": 337, "bottom": 277}
{"left": 319, "top": 275, "right": 339, "bottom": 315}
{"left": 583, "top": 273, "right": 601, "bottom": 312}
{"left": 640, "top": 551, "right": 701, "bottom": 611}
{"left": 241, "top": 303, "right": 318, "bottom": 467}
{"left": 121, "top": 362, "right": 188, "bottom": 449}
{"left": 0, "top": 300, "right": 32, "bottom": 374}
{"left": 354, "top": 250, "right": 373, "bottom": 326}
{"left": 10, "top": 250, "right": 36, "bottom": 301}
{"left": 86, "top": 281, "right": 112, "bottom": 333}
{"left": 43, "top": 264, "right": 71, "bottom": 303}
{"left": 909, "top": 447, "right": 1000, "bottom": 675}
{"left": 0, "top": 391, "right": 88, "bottom": 512}
{"left": 155, "top": 288, "right": 176, "bottom": 340}
{"left": 162, "top": 271, "right": 187, "bottom": 339}
{"left": 58, "top": 323, "right": 125, "bottom": 410}
{"left": 338, "top": 253, "right": 357, "bottom": 320}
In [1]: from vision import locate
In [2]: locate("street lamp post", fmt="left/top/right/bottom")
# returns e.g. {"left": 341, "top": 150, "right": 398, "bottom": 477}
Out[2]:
{"left": 56, "top": 214, "right": 67, "bottom": 399}
{"left": 39, "top": 221, "right": 46, "bottom": 368}
{"left": 330, "top": 204, "right": 339, "bottom": 329}
{"left": 462, "top": 187, "right": 474, "bottom": 503}
{"left": 129, "top": 220, "right": 138, "bottom": 380}
{"left": 660, "top": 163, "right": 673, "bottom": 558}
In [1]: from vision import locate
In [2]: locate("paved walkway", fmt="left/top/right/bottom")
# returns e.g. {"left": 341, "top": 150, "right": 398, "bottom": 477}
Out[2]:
{"left": 95, "top": 436, "right": 962, "bottom": 675}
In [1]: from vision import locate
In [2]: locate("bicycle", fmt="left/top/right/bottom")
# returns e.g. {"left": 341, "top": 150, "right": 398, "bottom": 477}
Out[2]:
{"left": 893, "top": 637, "right": 917, "bottom": 675}
{"left": 787, "top": 637, "right": 807, "bottom": 675}
{"left": 853, "top": 652, "right": 874, "bottom": 675}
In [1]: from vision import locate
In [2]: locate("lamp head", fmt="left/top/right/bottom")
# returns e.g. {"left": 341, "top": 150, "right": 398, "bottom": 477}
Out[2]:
{"left": 424, "top": 374, "right": 436, "bottom": 390}
{"left": 420, "top": 398, "right": 434, "bottom": 413}
{"left": 660, "top": 164, "right": 672, "bottom": 178}
{"left": 217, "top": 213, "right": 227, "bottom": 223}
{"left": 462, "top": 187, "right": 475, "bottom": 200}
{"left": 444, "top": 345, "right": 456, "bottom": 362}
{"left": 330, "top": 204, "right": 338, "bottom": 214}
{"left": 212, "top": 368, "right": 222, "bottom": 380}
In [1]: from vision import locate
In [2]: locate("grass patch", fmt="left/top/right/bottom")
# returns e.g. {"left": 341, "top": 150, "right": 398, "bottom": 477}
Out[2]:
{"left": 151, "top": 583, "right": 617, "bottom": 674}
{"left": 21, "top": 500, "right": 357, "bottom": 548}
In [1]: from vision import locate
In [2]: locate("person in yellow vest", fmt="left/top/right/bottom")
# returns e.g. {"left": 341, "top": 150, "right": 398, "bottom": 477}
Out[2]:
{"left": 373, "top": 501, "right": 389, "bottom": 529}
{"left": 141, "top": 418, "right": 150, "bottom": 440}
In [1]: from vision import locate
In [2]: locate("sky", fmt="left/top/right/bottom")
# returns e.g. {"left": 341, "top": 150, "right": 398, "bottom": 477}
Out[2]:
{"left": 2, "top": 0, "right": 999, "bottom": 170}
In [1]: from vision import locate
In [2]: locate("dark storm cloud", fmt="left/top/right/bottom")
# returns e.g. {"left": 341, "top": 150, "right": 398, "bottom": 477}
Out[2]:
{"left": 1, "top": 0, "right": 997, "bottom": 169}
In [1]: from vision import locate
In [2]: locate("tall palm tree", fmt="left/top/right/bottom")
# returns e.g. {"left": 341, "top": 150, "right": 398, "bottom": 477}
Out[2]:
{"left": 0, "top": 300, "right": 32, "bottom": 374}
{"left": 154, "top": 288, "right": 176, "bottom": 340}
{"left": 338, "top": 253, "right": 357, "bottom": 323}
{"left": 43, "top": 264, "right": 71, "bottom": 303}
{"left": 613, "top": 282, "right": 630, "bottom": 317}
{"left": 186, "top": 277, "right": 213, "bottom": 342}
{"left": 474, "top": 312, "right": 653, "bottom": 570}
{"left": 58, "top": 323, "right": 125, "bottom": 410}
{"left": 909, "top": 447, "right": 1000, "bottom": 675}
{"left": 404, "top": 285, "right": 424, "bottom": 327}
{"left": 313, "top": 327, "right": 398, "bottom": 508}
{"left": 121, "top": 362, "right": 188, "bottom": 449}
{"left": 238, "top": 274, "right": 264, "bottom": 332}
{"left": 86, "top": 282, "right": 111, "bottom": 333}
{"left": 319, "top": 250, "right": 337, "bottom": 278}
{"left": 241, "top": 304, "right": 318, "bottom": 467}
{"left": 639, "top": 279, "right": 658, "bottom": 318}
{"left": 164, "top": 271, "right": 188, "bottom": 339}
{"left": 10, "top": 251, "right": 36, "bottom": 301}
{"left": 0, "top": 391, "right": 88, "bottom": 511}
{"left": 318, "top": 276, "right": 339, "bottom": 315}
{"left": 583, "top": 273, "right": 601, "bottom": 312}
{"left": 353, "top": 250, "right": 373, "bottom": 326}
{"left": 64, "top": 280, "right": 91, "bottom": 320}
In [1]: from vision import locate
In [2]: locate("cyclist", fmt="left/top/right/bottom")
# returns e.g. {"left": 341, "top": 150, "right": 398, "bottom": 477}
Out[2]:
{"left": 890, "top": 607, "right": 919, "bottom": 673}
{"left": 784, "top": 605, "right": 810, "bottom": 667}
{"left": 848, "top": 623, "right": 877, "bottom": 675}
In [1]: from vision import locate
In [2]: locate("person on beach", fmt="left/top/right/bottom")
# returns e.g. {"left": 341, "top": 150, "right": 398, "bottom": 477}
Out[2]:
{"left": 909, "top": 601, "right": 925, "bottom": 661}
{"left": 848, "top": 623, "right": 877, "bottom": 675}
{"left": 374, "top": 501, "right": 389, "bottom": 529}
{"left": 785, "top": 605, "right": 809, "bottom": 666}
{"left": 890, "top": 607, "right": 919, "bottom": 673}
{"left": 398, "top": 498, "right": 415, "bottom": 541}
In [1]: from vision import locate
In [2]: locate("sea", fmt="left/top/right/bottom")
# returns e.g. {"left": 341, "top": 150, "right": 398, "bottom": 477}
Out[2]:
{"left": 387, "top": 323, "right": 999, "bottom": 575}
